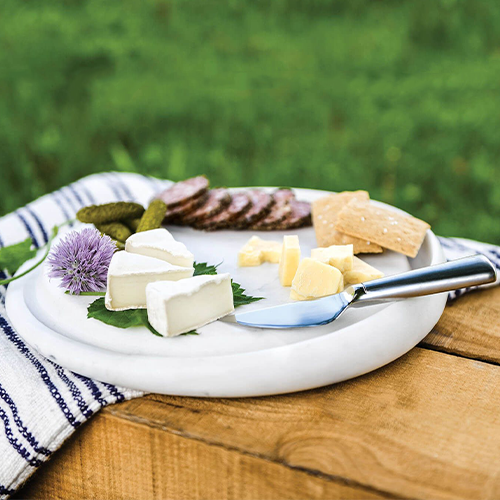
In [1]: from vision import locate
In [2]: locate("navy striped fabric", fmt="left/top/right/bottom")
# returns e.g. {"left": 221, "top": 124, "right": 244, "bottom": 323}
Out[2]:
{"left": 0, "top": 172, "right": 498, "bottom": 496}
{"left": 0, "top": 173, "right": 170, "bottom": 497}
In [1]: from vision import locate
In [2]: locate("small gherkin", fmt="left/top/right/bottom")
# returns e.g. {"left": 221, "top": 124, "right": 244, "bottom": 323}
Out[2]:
{"left": 76, "top": 202, "right": 145, "bottom": 225}
{"left": 136, "top": 199, "right": 168, "bottom": 232}
{"left": 95, "top": 222, "right": 132, "bottom": 243}
{"left": 125, "top": 217, "right": 142, "bottom": 232}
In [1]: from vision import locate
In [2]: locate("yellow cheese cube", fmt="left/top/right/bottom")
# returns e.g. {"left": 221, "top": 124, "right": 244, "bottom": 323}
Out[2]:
{"left": 291, "top": 258, "right": 343, "bottom": 298}
{"left": 290, "top": 289, "right": 313, "bottom": 301}
{"left": 238, "top": 236, "right": 282, "bottom": 267}
{"left": 311, "top": 244, "right": 354, "bottom": 272}
{"left": 343, "top": 256, "right": 384, "bottom": 286}
{"left": 278, "top": 235, "right": 301, "bottom": 286}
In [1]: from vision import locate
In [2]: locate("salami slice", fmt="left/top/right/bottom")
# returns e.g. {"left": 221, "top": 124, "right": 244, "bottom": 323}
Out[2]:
{"left": 157, "top": 176, "right": 209, "bottom": 208}
{"left": 181, "top": 188, "right": 231, "bottom": 225}
{"left": 274, "top": 200, "right": 312, "bottom": 230}
{"left": 272, "top": 188, "right": 295, "bottom": 203}
{"left": 231, "top": 190, "right": 274, "bottom": 229}
{"left": 163, "top": 192, "right": 208, "bottom": 222}
{"left": 196, "top": 192, "right": 251, "bottom": 230}
{"left": 249, "top": 191, "right": 293, "bottom": 230}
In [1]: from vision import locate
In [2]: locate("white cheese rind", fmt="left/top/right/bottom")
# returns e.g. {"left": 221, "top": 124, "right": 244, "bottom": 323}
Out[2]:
{"left": 105, "top": 251, "right": 194, "bottom": 311}
{"left": 125, "top": 228, "right": 194, "bottom": 268}
{"left": 146, "top": 273, "right": 234, "bottom": 337}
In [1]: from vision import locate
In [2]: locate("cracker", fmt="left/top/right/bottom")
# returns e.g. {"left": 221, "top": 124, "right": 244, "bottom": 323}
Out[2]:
{"left": 336, "top": 200, "right": 430, "bottom": 258}
{"left": 312, "top": 192, "right": 383, "bottom": 254}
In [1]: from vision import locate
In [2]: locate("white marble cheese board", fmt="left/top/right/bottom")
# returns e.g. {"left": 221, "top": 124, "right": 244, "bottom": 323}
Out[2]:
{"left": 5, "top": 188, "right": 447, "bottom": 397}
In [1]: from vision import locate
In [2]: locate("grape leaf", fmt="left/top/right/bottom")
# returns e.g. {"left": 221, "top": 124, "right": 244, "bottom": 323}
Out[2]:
{"left": 0, "top": 238, "right": 37, "bottom": 275}
{"left": 87, "top": 297, "right": 162, "bottom": 337}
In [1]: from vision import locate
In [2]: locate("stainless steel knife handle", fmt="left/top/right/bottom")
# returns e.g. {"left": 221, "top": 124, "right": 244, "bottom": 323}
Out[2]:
{"left": 354, "top": 255, "right": 497, "bottom": 303}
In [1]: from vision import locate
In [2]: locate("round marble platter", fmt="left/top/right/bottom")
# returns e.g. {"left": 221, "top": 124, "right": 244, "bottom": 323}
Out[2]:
{"left": 5, "top": 188, "right": 447, "bottom": 397}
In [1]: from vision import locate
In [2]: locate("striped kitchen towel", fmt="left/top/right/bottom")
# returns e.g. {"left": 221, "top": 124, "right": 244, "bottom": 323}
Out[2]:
{"left": 0, "top": 172, "right": 499, "bottom": 497}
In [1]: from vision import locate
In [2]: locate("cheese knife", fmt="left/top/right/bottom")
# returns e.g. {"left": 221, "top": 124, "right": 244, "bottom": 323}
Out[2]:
{"left": 234, "top": 255, "right": 497, "bottom": 329}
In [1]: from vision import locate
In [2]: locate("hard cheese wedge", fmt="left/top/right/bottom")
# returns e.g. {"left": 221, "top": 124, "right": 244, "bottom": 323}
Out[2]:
{"left": 278, "top": 235, "right": 301, "bottom": 286}
{"left": 238, "top": 236, "right": 282, "bottom": 266}
{"left": 125, "top": 228, "right": 194, "bottom": 268}
{"left": 291, "top": 257, "right": 343, "bottom": 299}
{"left": 105, "top": 252, "right": 194, "bottom": 311}
{"left": 146, "top": 274, "right": 234, "bottom": 337}
{"left": 311, "top": 244, "right": 354, "bottom": 272}
{"left": 343, "top": 256, "right": 384, "bottom": 286}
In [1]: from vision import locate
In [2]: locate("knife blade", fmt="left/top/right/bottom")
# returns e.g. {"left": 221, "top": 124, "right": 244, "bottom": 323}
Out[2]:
{"left": 233, "top": 255, "right": 497, "bottom": 329}
{"left": 235, "top": 288, "right": 357, "bottom": 329}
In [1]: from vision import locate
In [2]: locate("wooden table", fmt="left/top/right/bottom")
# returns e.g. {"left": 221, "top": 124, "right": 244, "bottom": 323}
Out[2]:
{"left": 15, "top": 287, "right": 500, "bottom": 500}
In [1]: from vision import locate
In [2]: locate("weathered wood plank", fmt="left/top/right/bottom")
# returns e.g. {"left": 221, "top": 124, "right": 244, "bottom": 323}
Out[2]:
{"left": 421, "top": 287, "right": 500, "bottom": 364}
{"left": 18, "top": 346, "right": 500, "bottom": 500}
{"left": 14, "top": 412, "right": 385, "bottom": 500}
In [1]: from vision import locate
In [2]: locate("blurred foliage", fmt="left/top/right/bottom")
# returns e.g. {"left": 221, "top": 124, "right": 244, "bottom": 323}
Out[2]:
{"left": 1, "top": 0, "right": 500, "bottom": 242}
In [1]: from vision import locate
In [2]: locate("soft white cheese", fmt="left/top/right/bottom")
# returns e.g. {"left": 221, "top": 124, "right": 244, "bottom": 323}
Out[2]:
{"left": 146, "top": 273, "right": 234, "bottom": 337}
{"left": 125, "top": 228, "right": 194, "bottom": 268}
{"left": 105, "top": 251, "right": 194, "bottom": 311}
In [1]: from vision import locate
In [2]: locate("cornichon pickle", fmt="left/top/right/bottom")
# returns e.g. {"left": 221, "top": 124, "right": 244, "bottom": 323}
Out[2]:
{"left": 95, "top": 222, "right": 132, "bottom": 242}
{"left": 125, "top": 217, "right": 142, "bottom": 232}
{"left": 136, "top": 199, "right": 167, "bottom": 232}
{"left": 76, "top": 202, "right": 145, "bottom": 224}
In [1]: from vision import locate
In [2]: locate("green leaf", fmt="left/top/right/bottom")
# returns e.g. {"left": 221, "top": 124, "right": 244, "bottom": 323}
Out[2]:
{"left": 0, "top": 238, "right": 37, "bottom": 275}
{"left": 193, "top": 261, "right": 219, "bottom": 276}
{"left": 180, "top": 330, "right": 200, "bottom": 336}
{"left": 66, "top": 291, "right": 106, "bottom": 296}
{"left": 87, "top": 297, "right": 163, "bottom": 337}
{"left": 0, "top": 220, "right": 74, "bottom": 286}
{"left": 231, "top": 281, "right": 264, "bottom": 308}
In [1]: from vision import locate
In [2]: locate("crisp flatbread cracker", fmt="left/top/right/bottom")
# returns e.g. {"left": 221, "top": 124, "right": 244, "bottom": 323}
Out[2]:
{"left": 312, "top": 192, "right": 383, "bottom": 254}
{"left": 336, "top": 200, "right": 430, "bottom": 258}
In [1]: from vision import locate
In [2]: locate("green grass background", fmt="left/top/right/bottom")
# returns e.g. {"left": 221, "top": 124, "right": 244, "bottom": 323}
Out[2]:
{"left": 1, "top": 0, "right": 500, "bottom": 243}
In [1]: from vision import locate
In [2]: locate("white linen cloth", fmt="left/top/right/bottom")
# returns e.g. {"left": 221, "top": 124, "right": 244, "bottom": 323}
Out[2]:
{"left": 0, "top": 172, "right": 498, "bottom": 497}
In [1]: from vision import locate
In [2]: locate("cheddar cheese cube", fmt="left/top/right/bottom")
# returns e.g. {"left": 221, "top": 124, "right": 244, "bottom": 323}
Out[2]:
{"left": 343, "top": 256, "right": 384, "bottom": 286}
{"left": 238, "top": 236, "right": 282, "bottom": 267}
{"left": 311, "top": 244, "right": 354, "bottom": 272}
{"left": 290, "top": 289, "right": 313, "bottom": 301}
{"left": 278, "top": 235, "right": 301, "bottom": 286}
{"left": 291, "top": 258, "right": 343, "bottom": 299}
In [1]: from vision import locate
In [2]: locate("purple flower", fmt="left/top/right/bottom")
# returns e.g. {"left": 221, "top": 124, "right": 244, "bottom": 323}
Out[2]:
{"left": 47, "top": 227, "right": 116, "bottom": 294}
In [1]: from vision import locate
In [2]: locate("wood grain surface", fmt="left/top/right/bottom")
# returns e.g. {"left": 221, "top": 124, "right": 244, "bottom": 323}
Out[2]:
{"left": 421, "top": 286, "right": 500, "bottom": 364}
{"left": 15, "top": 287, "right": 500, "bottom": 500}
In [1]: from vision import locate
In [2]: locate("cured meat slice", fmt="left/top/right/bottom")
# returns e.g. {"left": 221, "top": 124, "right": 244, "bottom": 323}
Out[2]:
{"left": 232, "top": 190, "right": 274, "bottom": 229}
{"left": 181, "top": 188, "right": 231, "bottom": 225}
{"left": 249, "top": 191, "right": 293, "bottom": 230}
{"left": 196, "top": 192, "right": 252, "bottom": 230}
{"left": 163, "top": 192, "right": 209, "bottom": 222}
{"left": 274, "top": 200, "right": 312, "bottom": 230}
{"left": 157, "top": 176, "right": 209, "bottom": 208}
{"left": 272, "top": 188, "right": 295, "bottom": 203}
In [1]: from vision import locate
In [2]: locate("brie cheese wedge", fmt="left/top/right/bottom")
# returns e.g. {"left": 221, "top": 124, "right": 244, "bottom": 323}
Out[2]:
{"left": 105, "top": 252, "right": 194, "bottom": 311}
{"left": 146, "top": 273, "right": 234, "bottom": 337}
{"left": 125, "top": 228, "right": 194, "bottom": 268}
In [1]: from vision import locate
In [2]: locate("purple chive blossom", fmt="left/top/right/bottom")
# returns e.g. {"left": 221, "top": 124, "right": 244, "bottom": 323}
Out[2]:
{"left": 47, "top": 227, "right": 116, "bottom": 294}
